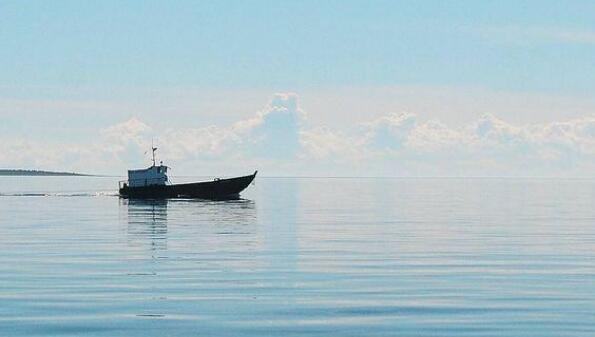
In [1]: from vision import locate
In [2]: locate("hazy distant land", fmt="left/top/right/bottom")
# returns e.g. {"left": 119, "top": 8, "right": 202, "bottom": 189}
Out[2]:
{"left": 0, "top": 169, "right": 91, "bottom": 176}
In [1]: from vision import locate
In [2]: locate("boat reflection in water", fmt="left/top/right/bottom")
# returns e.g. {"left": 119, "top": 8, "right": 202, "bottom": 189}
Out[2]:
{"left": 123, "top": 198, "right": 169, "bottom": 254}
{"left": 120, "top": 197, "right": 259, "bottom": 262}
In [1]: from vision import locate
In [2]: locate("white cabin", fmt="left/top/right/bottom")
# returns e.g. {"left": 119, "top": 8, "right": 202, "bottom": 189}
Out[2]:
{"left": 127, "top": 165, "right": 169, "bottom": 187}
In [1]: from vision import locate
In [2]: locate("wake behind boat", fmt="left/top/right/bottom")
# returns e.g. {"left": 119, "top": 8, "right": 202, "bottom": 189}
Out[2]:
{"left": 119, "top": 147, "right": 256, "bottom": 199}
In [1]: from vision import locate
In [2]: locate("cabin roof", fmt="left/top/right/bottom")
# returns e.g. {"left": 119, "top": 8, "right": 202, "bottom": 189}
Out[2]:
{"left": 128, "top": 165, "right": 169, "bottom": 173}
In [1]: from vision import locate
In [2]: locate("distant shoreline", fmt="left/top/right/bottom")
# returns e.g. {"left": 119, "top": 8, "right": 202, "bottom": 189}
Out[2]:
{"left": 0, "top": 169, "right": 92, "bottom": 176}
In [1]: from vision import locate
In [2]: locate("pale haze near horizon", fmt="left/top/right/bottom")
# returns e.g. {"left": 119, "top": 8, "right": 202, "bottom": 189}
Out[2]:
{"left": 2, "top": 1, "right": 595, "bottom": 177}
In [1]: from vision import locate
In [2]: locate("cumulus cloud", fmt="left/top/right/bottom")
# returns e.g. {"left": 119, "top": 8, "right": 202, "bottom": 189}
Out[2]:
{"left": 355, "top": 111, "right": 595, "bottom": 176}
{"left": 234, "top": 93, "right": 305, "bottom": 158}
{"left": 146, "top": 93, "right": 306, "bottom": 166}
{"left": 68, "top": 93, "right": 308, "bottom": 174}
{"left": 2, "top": 93, "right": 595, "bottom": 177}
{"left": 301, "top": 127, "right": 362, "bottom": 161}
{"left": 363, "top": 112, "right": 417, "bottom": 150}
{"left": 99, "top": 117, "right": 153, "bottom": 164}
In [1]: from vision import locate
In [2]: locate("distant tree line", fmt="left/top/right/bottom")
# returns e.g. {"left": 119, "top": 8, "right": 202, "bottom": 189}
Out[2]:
{"left": 0, "top": 169, "right": 89, "bottom": 176}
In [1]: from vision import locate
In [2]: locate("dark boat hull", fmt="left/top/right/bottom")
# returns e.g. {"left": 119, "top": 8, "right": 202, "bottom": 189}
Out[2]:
{"left": 119, "top": 171, "right": 257, "bottom": 199}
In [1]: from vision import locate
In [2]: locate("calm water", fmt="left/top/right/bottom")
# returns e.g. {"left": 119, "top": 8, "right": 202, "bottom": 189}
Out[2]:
{"left": 0, "top": 176, "right": 594, "bottom": 336}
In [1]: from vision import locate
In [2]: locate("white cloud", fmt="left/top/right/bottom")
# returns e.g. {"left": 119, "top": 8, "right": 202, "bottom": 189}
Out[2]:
{"left": 99, "top": 117, "right": 153, "bottom": 163}
{"left": 363, "top": 112, "right": 417, "bottom": 151}
{"left": 234, "top": 93, "right": 305, "bottom": 158}
{"left": 151, "top": 93, "right": 305, "bottom": 165}
{"left": 301, "top": 127, "right": 362, "bottom": 162}
{"left": 2, "top": 93, "right": 595, "bottom": 177}
{"left": 353, "top": 111, "right": 595, "bottom": 176}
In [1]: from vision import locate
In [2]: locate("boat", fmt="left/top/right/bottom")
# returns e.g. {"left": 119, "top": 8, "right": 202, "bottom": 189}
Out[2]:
{"left": 118, "top": 147, "right": 257, "bottom": 199}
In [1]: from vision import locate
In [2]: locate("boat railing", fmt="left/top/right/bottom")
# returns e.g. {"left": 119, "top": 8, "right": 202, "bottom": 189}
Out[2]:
{"left": 119, "top": 177, "right": 168, "bottom": 189}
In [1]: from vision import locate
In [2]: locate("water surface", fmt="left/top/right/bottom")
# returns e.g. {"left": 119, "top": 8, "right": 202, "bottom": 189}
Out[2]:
{"left": 0, "top": 177, "right": 594, "bottom": 336}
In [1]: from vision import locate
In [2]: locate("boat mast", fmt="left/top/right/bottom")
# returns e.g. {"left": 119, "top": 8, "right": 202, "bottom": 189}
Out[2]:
{"left": 151, "top": 140, "right": 157, "bottom": 167}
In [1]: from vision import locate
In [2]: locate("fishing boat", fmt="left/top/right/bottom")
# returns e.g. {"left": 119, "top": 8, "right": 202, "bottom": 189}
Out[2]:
{"left": 118, "top": 147, "right": 257, "bottom": 199}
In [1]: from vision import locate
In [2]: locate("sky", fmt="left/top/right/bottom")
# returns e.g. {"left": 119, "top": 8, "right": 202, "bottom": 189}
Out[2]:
{"left": 1, "top": 0, "right": 595, "bottom": 176}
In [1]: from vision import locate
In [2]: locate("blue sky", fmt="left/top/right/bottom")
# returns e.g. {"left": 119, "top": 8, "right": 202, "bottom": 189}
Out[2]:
{"left": 1, "top": 1, "right": 595, "bottom": 176}
{"left": 3, "top": 0, "right": 595, "bottom": 91}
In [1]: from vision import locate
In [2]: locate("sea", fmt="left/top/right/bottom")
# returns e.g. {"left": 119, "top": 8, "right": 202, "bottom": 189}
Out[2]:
{"left": 0, "top": 176, "right": 594, "bottom": 336}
